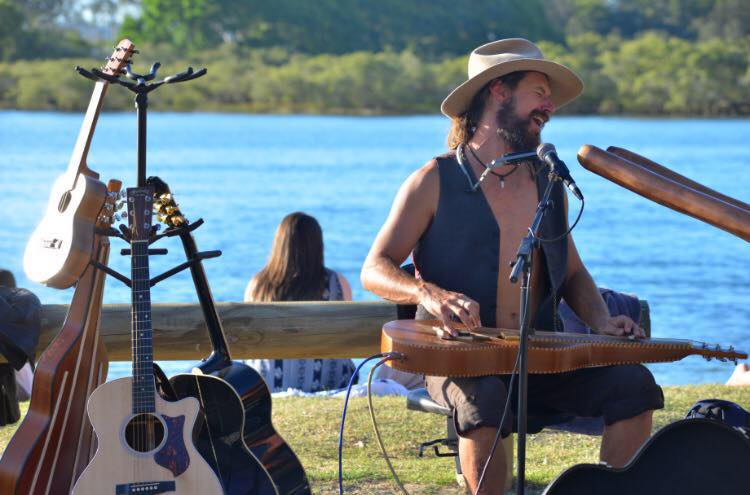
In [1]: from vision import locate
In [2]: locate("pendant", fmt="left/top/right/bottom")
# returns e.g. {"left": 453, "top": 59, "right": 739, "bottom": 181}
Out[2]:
{"left": 500, "top": 178, "right": 505, "bottom": 189}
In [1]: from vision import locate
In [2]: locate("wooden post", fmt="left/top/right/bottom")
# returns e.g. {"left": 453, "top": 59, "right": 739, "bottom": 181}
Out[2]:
{"left": 35, "top": 301, "right": 398, "bottom": 361}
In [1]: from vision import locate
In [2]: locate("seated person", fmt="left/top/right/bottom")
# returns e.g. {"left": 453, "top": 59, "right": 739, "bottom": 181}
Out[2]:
{"left": 245, "top": 212, "right": 356, "bottom": 393}
{"left": 361, "top": 39, "right": 663, "bottom": 494}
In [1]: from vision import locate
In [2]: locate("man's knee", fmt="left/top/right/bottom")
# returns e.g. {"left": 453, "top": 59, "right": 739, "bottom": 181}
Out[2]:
{"left": 603, "top": 365, "right": 663, "bottom": 425}
{"left": 452, "top": 376, "right": 512, "bottom": 437}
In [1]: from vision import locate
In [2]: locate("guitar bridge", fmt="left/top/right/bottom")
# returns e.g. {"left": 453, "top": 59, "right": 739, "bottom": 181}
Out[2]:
{"left": 115, "top": 481, "right": 176, "bottom": 494}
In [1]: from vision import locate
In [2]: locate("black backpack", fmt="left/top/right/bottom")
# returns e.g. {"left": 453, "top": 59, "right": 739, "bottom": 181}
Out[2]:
{"left": 686, "top": 398, "right": 750, "bottom": 431}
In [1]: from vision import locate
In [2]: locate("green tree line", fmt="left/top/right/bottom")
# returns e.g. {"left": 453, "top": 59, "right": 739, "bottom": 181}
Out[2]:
{"left": 1, "top": 0, "right": 749, "bottom": 115}
{"left": 4, "top": 0, "right": 750, "bottom": 60}
{"left": 2, "top": 33, "right": 749, "bottom": 116}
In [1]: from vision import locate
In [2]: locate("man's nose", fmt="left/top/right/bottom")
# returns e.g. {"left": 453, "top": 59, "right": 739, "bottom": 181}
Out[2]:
{"left": 541, "top": 97, "right": 556, "bottom": 115}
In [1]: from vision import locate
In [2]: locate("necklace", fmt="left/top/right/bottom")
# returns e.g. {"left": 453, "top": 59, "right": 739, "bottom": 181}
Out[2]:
{"left": 466, "top": 145, "right": 519, "bottom": 189}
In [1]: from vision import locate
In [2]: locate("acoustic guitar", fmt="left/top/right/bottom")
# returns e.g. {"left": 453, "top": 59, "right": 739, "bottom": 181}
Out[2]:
{"left": 71, "top": 187, "right": 224, "bottom": 494}
{"left": 23, "top": 39, "right": 135, "bottom": 289}
{"left": 0, "top": 180, "right": 121, "bottom": 495}
{"left": 148, "top": 177, "right": 311, "bottom": 494}
{"left": 381, "top": 319, "right": 747, "bottom": 377}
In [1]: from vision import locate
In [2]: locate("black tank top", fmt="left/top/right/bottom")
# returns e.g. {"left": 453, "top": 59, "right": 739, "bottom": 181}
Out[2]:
{"left": 413, "top": 149, "right": 568, "bottom": 329}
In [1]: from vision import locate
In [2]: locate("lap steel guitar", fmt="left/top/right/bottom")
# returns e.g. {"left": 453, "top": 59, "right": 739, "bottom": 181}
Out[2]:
{"left": 381, "top": 319, "right": 747, "bottom": 377}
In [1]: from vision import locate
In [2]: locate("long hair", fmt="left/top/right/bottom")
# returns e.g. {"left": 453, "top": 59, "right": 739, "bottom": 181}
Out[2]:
{"left": 447, "top": 71, "right": 528, "bottom": 150}
{"left": 250, "top": 212, "right": 327, "bottom": 302}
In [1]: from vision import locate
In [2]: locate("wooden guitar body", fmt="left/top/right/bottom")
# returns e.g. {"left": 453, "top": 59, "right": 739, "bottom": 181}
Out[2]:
{"left": 72, "top": 377, "right": 224, "bottom": 495}
{"left": 381, "top": 320, "right": 747, "bottom": 377}
{"left": 543, "top": 418, "right": 750, "bottom": 495}
{"left": 22, "top": 39, "right": 135, "bottom": 290}
{"left": 24, "top": 172, "right": 107, "bottom": 289}
{"left": 0, "top": 180, "right": 119, "bottom": 495}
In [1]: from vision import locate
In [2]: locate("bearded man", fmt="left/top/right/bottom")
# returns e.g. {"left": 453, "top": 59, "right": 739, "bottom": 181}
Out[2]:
{"left": 360, "top": 39, "right": 664, "bottom": 494}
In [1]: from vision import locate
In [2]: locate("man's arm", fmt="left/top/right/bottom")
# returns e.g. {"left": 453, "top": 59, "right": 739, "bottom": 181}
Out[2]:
{"left": 361, "top": 160, "right": 481, "bottom": 333}
{"left": 562, "top": 234, "right": 644, "bottom": 337}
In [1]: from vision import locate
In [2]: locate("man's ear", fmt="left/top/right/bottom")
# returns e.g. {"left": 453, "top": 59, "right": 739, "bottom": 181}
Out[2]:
{"left": 488, "top": 79, "right": 510, "bottom": 104}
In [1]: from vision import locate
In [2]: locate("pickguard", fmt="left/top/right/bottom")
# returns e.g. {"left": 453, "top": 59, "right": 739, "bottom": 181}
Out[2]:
{"left": 153, "top": 415, "right": 189, "bottom": 477}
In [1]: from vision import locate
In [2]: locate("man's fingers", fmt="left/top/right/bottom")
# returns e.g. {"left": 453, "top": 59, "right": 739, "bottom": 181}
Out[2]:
{"left": 446, "top": 301, "right": 476, "bottom": 330}
{"left": 608, "top": 315, "right": 645, "bottom": 339}
{"left": 632, "top": 323, "right": 645, "bottom": 338}
{"left": 464, "top": 299, "right": 482, "bottom": 328}
{"left": 439, "top": 307, "right": 459, "bottom": 338}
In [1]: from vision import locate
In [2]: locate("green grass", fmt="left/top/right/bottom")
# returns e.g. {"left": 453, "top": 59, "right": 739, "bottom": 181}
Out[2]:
{"left": 2, "top": 385, "right": 748, "bottom": 494}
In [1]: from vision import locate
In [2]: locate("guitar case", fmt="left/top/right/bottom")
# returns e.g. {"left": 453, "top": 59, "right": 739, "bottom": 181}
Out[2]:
{"left": 543, "top": 418, "right": 750, "bottom": 495}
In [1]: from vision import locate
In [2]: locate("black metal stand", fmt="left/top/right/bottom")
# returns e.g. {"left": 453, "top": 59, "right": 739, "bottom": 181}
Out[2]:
{"left": 79, "top": 58, "right": 222, "bottom": 314}
{"left": 509, "top": 177, "right": 557, "bottom": 495}
{"left": 77, "top": 60, "right": 206, "bottom": 187}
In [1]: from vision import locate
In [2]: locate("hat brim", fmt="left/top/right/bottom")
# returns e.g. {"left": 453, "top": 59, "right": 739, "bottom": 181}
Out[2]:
{"left": 440, "top": 58, "right": 583, "bottom": 118}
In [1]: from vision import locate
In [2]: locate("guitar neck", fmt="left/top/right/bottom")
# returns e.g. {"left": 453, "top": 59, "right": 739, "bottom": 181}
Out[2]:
{"left": 64, "top": 80, "right": 108, "bottom": 187}
{"left": 130, "top": 238, "right": 156, "bottom": 414}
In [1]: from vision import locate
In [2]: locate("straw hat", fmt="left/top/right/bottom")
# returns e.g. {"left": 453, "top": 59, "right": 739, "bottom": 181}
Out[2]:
{"left": 441, "top": 38, "right": 583, "bottom": 118}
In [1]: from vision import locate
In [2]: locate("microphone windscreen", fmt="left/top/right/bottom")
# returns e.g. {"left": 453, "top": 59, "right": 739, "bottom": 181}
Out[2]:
{"left": 537, "top": 143, "right": 556, "bottom": 160}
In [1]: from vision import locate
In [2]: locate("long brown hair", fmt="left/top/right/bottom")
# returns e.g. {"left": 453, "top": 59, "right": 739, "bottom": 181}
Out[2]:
{"left": 447, "top": 71, "right": 528, "bottom": 150}
{"left": 250, "top": 212, "right": 328, "bottom": 301}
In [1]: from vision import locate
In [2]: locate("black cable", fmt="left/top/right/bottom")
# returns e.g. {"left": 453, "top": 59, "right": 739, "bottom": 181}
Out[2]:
{"left": 537, "top": 196, "right": 585, "bottom": 244}
{"left": 473, "top": 350, "right": 521, "bottom": 494}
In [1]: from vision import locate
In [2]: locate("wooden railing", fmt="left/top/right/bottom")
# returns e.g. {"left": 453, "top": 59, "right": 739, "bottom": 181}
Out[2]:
{"left": 36, "top": 301, "right": 398, "bottom": 361}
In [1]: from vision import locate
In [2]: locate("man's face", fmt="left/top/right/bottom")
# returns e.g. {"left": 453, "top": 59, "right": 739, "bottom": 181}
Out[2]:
{"left": 495, "top": 72, "right": 555, "bottom": 152}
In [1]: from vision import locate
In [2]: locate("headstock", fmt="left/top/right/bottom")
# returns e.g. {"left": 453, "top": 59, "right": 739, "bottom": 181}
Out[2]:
{"left": 126, "top": 187, "right": 154, "bottom": 242}
{"left": 102, "top": 39, "right": 136, "bottom": 77}
{"left": 96, "top": 179, "right": 123, "bottom": 228}
{"left": 148, "top": 176, "right": 187, "bottom": 228}
{"left": 695, "top": 342, "right": 748, "bottom": 364}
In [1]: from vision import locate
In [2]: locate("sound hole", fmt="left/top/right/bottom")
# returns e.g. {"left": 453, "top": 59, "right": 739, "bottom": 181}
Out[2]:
{"left": 124, "top": 413, "right": 165, "bottom": 453}
{"left": 57, "top": 191, "right": 72, "bottom": 213}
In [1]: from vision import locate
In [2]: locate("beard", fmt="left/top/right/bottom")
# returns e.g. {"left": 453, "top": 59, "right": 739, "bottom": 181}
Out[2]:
{"left": 495, "top": 96, "right": 545, "bottom": 152}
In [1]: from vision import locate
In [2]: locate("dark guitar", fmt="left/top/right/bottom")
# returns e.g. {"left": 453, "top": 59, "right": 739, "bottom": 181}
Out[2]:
{"left": 150, "top": 177, "right": 311, "bottom": 495}
{"left": 543, "top": 418, "right": 750, "bottom": 495}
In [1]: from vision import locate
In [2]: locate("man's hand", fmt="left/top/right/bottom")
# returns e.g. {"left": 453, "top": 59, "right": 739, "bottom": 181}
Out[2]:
{"left": 418, "top": 282, "right": 482, "bottom": 337}
{"left": 597, "top": 315, "right": 645, "bottom": 339}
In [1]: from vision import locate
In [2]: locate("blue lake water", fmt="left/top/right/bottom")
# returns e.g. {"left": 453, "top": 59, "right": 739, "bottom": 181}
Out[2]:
{"left": 1, "top": 111, "right": 749, "bottom": 386}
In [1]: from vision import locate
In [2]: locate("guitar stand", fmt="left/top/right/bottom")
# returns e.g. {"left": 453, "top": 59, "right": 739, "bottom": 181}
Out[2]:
{"left": 82, "top": 54, "right": 233, "bottom": 369}
{"left": 77, "top": 59, "right": 207, "bottom": 187}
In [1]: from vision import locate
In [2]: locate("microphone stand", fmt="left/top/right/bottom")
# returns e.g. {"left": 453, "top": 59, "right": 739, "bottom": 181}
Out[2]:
{"left": 508, "top": 173, "right": 558, "bottom": 495}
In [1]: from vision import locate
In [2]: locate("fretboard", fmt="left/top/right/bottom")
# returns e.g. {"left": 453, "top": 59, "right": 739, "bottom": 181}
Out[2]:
{"left": 130, "top": 239, "right": 155, "bottom": 414}
{"left": 64, "top": 81, "right": 108, "bottom": 188}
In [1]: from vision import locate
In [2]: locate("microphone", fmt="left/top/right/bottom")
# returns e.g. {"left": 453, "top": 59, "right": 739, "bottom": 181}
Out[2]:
{"left": 536, "top": 143, "right": 584, "bottom": 200}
